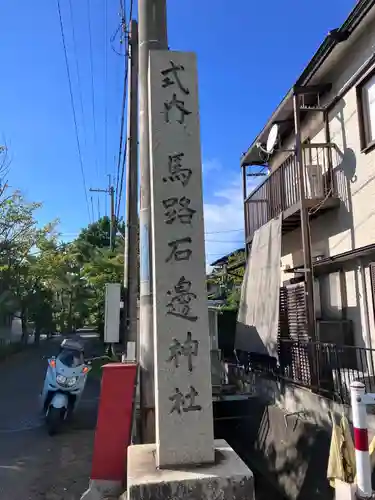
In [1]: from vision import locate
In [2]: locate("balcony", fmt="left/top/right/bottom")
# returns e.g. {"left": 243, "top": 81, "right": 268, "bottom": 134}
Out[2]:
{"left": 244, "top": 143, "right": 340, "bottom": 244}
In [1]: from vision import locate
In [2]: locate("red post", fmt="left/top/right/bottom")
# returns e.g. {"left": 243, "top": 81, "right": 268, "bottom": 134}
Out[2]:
{"left": 90, "top": 363, "right": 137, "bottom": 485}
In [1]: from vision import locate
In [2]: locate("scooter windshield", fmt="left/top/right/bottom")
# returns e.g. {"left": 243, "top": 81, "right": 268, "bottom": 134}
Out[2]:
{"left": 57, "top": 348, "right": 84, "bottom": 368}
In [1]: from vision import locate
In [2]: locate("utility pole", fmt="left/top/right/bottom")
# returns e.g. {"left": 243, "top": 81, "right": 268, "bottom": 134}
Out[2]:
{"left": 109, "top": 175, "right": 115, "bottom": 251}
{"left": 124, "top": 20, "right": 139, "bottom": 351}
{"left": 138, "top": 0, "right": 168, "bottom": 443}
{"left": 89, "top": 175, "right": 115, "bottom": 251}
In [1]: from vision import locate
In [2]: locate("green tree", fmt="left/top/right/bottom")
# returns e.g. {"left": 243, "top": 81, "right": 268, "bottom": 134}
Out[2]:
{"left": 0, "top": 190, "right": 56, "bottom": 341}
{"left": 207, "top": 249, "right": 245, "bottom": 310}
{"left": 82, "top": 248, "right": 124, "bottom": 336}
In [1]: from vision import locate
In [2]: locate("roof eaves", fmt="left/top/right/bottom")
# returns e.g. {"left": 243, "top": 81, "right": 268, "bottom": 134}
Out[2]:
{"left": 240, "top": 0, "right": 375, "bottom": 169}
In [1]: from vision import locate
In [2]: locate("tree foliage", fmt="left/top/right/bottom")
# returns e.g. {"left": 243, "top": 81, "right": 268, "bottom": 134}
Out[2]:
{"left": 207, "top": 249, "right": 245, "bottom": 310}
{"left": 0, "top": 185, "right": 128, "bottom": 343}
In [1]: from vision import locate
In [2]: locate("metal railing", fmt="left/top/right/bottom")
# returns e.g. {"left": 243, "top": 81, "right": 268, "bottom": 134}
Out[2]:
{"left": 243, "top": 339, "right": 375, "bottom": 405}
{"left": 244, "top": 143, "right": 337, "bottom": 242}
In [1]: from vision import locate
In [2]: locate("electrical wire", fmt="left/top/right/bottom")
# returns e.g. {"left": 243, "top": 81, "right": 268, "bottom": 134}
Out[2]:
{"left": 58, "top": 228, "right": 244, "bottom": 238}
{"left": 90, "top": 195, "right": 95, "bottom": 221}
{"left": 68, "top": 0, "right": 86, "bottom": 147}
{"left": 116, "top": 129, "right": 127, "bottom": 221}
{"left": 104, "top": 0, "right": 109, "bottom": 178}
{"left": 110, "top": 23, "right": 125, "bottom": 56}
{"left": 69, "top": 0, "right": 101, "bottom": 218}
{"left": 205, "top": 240, "right": 244, "bottom": 244}
{"left": 116, "top": 0, "right": 134, "bottom": 220}
{"left": 114, "top": 25, "right": 129, "bottom": 218}
{"left": 115, "top": 0, "right": 134, "bottom": 220}
{"left": 205, "top": 229, "right": 243, "bottom": 234}
{"left": 87, "top": 0, "right": 100, "bottom": 182}
{"left": 56, "top": 0, "right": 91, "bottom": 222}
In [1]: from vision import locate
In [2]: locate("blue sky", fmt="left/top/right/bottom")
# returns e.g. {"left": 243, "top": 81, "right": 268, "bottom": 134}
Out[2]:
{"left": 0, "top": 0, "right": 356, "bottom": 263}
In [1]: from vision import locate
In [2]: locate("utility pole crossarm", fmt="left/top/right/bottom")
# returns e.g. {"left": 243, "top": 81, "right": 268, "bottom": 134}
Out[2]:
{"left": 89, "top": 188, "right": 108, "bottom": 193}
{"left": 89, "top": 180, "right": 115, "bottom": 251}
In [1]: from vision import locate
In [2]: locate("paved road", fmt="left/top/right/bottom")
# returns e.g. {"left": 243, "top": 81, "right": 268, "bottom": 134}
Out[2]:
{"left": 0, "top": 336, "right": 283, "bottom": 500}
{"left": 0, "top": 336, "right": 101, "bottom": 500}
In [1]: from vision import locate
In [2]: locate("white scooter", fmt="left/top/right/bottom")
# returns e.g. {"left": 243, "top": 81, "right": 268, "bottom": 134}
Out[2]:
{"left": 41, "top": 337, "right": 92, "bottom": 435}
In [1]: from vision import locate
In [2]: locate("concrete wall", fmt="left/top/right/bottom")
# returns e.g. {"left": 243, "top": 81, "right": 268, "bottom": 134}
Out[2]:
{"left": 215, "top": 374, "right": 375, "bottom": 500}
{"left": 0, "top": 315, "right": 23, "bottom": 343}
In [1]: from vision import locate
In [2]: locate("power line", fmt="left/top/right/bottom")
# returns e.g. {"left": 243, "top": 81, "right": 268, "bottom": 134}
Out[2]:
{"left": 59, "top": 228, "right": 244, "bottom": 237}
{"left": 206, "top": 252, "right": 240, "bottom": 256}
{"left": 110, "top": 22, "right": 125, "bottom": 57}
{"left": 68, "top": 0, "right": 86, "bottom": 144}
{"left": 116, "top": 131, "right": 127, "bottom": 221}
{"left": 104, "top": 0, "right": 109, "bottom": 176}
{"left": 129, "top": 0, "right": 134, "bottom": 23}
{"left": 114, "top": 22, "right": 129, "bottom": 218}
{"left": 90, "top": 195, "right": 95, "bottom": 221}
{"left": 205, "top": 228, "right": 243, "bottom": 234}
{"left": 69, "top": 0, "right": 102, "bottom": 222}
{"left": 205, "top": 240, "right": 244, "bottom": 243}
{"left": 115, "top": 0, "right": 134, "bottom": 220}
{"left": 87, "top": 0, "right": 100, "bottom": 182}
{"left": 56, "top": 0, "right": 91, "bottom": 222}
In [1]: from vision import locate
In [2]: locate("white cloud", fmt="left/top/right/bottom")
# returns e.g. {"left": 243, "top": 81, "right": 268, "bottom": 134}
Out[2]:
{"left": 202, "top": 159, "right": 222, "bottom": 175}
{"left": 203, "top": 169, "right": 245, "bottom": 272}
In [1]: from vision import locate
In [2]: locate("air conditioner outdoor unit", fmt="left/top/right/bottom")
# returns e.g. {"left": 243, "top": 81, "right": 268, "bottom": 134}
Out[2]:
{"left": 304, "top": 164, "right": 324, "bottom": 199}
{"left": 316, "top": 319, "right": 354, "bottom": 345}
{"left": 316, "top": 319, "right": 356, "bottom": 369}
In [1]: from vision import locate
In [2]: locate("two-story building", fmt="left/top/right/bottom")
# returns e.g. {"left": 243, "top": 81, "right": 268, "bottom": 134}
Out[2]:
{"left": 237, "top": 0, "right": 375, "bottom": 396}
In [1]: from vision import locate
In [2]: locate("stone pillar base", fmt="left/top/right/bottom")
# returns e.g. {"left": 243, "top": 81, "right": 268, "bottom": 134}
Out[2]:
{"left": 126, "top": 439, "right": 254, "bottom": 500}
{"left": 80, "top": 479, "right": 123, "bottom": 500}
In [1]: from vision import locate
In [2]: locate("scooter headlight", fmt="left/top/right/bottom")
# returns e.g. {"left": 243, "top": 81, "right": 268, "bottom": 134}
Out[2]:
{"left": 56, "top": 374, "right": 67, "bottom": 385}
{"left": 67, "top": 376, "right": 78, "bottom": 387}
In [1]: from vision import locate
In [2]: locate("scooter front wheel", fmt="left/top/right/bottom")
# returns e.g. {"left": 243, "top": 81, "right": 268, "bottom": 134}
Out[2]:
{"left": 46, "top": 407, "right": 63, "bottom": 436}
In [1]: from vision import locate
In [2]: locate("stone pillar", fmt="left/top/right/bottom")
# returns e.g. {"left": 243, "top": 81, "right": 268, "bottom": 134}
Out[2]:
{"left": 148, "top": 50, "right": 214, "bottom": 468}
{"left": 126, "top": 49, "right": 254, "bottom": 500}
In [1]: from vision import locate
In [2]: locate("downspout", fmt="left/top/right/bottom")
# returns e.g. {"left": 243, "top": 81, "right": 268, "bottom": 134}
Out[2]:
{"left": 358, "top": 261, "right": 374, "bottom": 375}
{"left": 242, "top": 164, "right": 248, "bottom": 257}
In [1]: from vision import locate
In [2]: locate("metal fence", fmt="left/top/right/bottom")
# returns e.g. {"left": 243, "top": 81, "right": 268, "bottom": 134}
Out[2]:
{"left": 243, "top": 339, "right": 375, "bottom": 405}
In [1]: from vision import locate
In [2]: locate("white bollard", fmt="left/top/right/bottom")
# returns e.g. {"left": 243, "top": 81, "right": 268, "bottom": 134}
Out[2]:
{"left": 350, "top": 381, "right": 372, "bottom": 498}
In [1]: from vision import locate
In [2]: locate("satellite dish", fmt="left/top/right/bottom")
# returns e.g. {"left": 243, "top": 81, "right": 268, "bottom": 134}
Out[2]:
{"left": 266, "top": 123, "right": 279, "bottom": 154}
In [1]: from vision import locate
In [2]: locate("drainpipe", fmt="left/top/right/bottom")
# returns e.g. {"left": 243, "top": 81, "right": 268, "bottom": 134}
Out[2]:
{"left": 242, "top": 164, "right": 248, "bottom": 257}
{"left": 358, "top": 261, "right": 374, "bottom": 376}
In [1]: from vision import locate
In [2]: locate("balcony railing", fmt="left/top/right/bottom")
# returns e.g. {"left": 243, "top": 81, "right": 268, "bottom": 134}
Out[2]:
{"left": 241, "top": 339, "right": 375, "bottom": 405}
{"left": 244, "top": 143, "right": 338, "bottom": 243}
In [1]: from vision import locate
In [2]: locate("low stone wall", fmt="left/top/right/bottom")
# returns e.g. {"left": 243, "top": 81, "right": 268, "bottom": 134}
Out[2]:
{"left": 214, "top": 375, "right": 375, "bottom": 500}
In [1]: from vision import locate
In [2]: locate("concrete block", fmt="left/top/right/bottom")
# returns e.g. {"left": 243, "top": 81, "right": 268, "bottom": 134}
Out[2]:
{"left": 127, "top": 439, "right": 254, "bottom": 500}
{"left": 148, "top": 49, "right": 214, "bottom": 468}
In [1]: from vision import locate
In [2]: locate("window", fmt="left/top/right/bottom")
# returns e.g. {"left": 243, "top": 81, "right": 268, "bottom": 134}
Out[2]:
{"left": 357, "top": 72, "right": 375, "bottom": 151}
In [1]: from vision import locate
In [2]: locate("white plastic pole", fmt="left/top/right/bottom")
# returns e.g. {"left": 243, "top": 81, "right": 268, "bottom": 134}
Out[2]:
{"left": 350, "top": 381, "right": 372, "bottom": 498}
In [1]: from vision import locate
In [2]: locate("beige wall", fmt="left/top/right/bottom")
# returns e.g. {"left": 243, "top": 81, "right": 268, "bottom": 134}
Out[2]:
{"left": 276, "top": 11, "right": 375, "bottom": 350}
